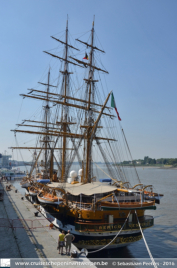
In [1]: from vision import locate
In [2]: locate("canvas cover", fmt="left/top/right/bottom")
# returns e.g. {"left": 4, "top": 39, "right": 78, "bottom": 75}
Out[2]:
{"left": 48, "top": 182, "right": 118, "bottom": 196}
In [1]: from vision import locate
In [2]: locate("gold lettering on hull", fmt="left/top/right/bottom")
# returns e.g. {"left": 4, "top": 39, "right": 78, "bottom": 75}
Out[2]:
{"left": 77, "top": 235, "right": 142, "bottom": 246}
{"left": 76, "top": 220, "right": 153, "bottom": 232}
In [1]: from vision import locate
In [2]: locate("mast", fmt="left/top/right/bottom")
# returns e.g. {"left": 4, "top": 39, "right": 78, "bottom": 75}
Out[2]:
{"left": 11, "top": 18, "right": 114, "bottom": 183}
{"left": 85, "top": 19, "right": 95, "bottom": 183}
{"left": 61, "top": 18, "right": 69, "bottom": 183}
{"left": 68, "top": 18, "right": 109, "bottom": 183}
{"left": 44, "top": 70, "right": 50, "bottom": 173}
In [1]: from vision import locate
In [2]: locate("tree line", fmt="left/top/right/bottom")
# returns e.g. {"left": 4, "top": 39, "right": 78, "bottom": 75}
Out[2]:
{"left": 121, "top": 156, "right": 177, "bottom": 167}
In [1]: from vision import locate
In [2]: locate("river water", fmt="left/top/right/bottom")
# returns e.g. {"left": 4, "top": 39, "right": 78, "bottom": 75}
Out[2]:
{"left": 11, "top": 166, "right": 177, "bottom": 259}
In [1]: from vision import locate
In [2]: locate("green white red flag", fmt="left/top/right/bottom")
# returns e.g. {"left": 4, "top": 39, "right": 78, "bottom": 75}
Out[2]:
{"left": 111, "top": 93, "right": 121, "bottom": 121}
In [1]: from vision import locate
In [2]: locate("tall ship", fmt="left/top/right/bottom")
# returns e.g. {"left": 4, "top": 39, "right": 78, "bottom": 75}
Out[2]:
{"left": 11, "top": 18, "right": 163, "bottom": 250}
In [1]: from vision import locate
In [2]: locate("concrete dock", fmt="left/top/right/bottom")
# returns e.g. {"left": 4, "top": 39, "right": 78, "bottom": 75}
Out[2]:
{"left": 0, "top": 181, "right": 96, "bottom": 268}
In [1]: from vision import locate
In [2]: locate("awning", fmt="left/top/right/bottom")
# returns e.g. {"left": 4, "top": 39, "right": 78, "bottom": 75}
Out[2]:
{"left": 48, "top": 182, "right": 117, "bottom": 196}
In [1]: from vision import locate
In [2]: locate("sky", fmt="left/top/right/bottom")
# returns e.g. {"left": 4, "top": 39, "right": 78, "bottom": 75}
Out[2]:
{"left": 0, "top": 0, "right": 177, "bottom": 161}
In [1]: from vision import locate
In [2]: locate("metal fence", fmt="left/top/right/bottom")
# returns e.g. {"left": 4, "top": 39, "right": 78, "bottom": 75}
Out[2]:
{"left": 0, "top": 218, "right": 53, "bottom": 230}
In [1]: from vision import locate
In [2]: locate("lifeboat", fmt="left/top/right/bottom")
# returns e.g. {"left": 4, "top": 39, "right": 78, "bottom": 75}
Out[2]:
{"left": 20, "top": 178, "right": 31, "bottom": 188}
{"left": 100, "top": 200, "right": 156, "bottom": 211}
{"left": 37, "top": 192, "right": 64, "bottom": 205}
{"left": 132, "top": 184, "right": 164, "bottom": 204}
{"left": 28, "top": 186, "right": 39, "bottom": 196}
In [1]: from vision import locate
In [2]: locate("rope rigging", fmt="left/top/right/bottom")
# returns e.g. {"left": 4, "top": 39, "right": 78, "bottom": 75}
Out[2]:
{"left": 121, "top": 127, "right": 141, "bottom": 184}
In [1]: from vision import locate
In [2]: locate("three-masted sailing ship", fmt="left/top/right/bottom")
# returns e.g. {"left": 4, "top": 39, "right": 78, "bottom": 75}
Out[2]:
{"left": 10, "top": 18, "right": 163, "bottom": 250}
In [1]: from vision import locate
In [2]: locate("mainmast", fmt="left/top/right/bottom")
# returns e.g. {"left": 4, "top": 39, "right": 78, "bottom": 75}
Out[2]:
{"left": 85, "top": 20, "right": 95, "bottom": 183}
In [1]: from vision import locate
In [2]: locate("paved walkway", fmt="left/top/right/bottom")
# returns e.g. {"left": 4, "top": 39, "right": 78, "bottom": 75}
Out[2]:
{"left": 0, "top": 182, "right": 95, "bottom": 268}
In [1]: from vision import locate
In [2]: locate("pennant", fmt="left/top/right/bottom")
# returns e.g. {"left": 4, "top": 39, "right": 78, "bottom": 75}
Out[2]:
{"left": 83, "top": 53, "right": 88, "bottom": 60}
{"left": 111, "top": 93, "right": 121, "bottom": 121}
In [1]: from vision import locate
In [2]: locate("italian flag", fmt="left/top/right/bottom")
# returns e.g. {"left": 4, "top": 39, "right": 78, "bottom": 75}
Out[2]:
{"left": 83, "top": 53, "right": 89, "bottom": 60}
{"left": 111, "top": 93, "right": 121, "bottom": 121}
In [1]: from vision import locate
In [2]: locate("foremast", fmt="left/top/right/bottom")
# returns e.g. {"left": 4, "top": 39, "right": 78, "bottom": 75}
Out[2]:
{"left": 43, "top": 17, "right": 83, "bottom": 182}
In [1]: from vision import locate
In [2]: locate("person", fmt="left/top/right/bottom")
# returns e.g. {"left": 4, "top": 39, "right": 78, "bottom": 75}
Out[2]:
{"left": 58, "top": 231, "right": 65, "bottom": 254}
{"left": 65, "top": 230, "right": 75, "bottom": 255}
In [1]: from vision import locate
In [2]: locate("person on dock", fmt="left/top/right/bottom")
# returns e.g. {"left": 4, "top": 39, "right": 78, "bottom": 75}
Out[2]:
{"left": 65, "top": 230, "right": 75, "bottom": 255}
{"left": 58, "top": 231, "right": 65, "bottom": 255}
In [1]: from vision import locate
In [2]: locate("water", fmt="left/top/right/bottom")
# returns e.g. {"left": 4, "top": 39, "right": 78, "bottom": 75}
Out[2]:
{"left": 11, "top": 166, "right": 177, "bottom": 258}
{"left": 92, "top": 167, "right": 177, "bottom": 259}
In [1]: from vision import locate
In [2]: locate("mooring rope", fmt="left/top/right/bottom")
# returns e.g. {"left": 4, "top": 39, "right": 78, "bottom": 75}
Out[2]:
{"left": 88, "top": 211, "right": 130, "bottom": 254}
{"left": 135, "top": 210, "right": 157, "bottom": 268}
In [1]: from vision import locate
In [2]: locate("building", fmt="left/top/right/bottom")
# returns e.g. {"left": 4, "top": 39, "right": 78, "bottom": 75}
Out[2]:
{"left": 0, "top": 153, "right": 12, "bottom": 169}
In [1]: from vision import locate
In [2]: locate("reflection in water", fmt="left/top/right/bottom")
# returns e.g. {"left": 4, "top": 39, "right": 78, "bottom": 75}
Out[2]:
{"left": 11, "top": 166, "right": 177, "bottom": 258}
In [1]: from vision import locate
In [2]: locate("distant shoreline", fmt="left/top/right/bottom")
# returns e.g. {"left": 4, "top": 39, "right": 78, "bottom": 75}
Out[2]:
{"left": 116, "top": 165, "right": 177, "bottom": 170}
{"left": 133, "top": 166, "right": 177, "bottom": 170}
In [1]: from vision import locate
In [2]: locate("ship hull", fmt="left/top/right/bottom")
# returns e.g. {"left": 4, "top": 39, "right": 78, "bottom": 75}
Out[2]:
{"left": 39, "top": 204, "right": 143, "bottom": 250}
{"left": 26, "top": 191, "right": 153, "bottom": 250}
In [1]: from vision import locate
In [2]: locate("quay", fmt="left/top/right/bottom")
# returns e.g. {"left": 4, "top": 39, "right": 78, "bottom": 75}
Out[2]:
{"left": 0, "top": 181, "right": 96, "bottom": 268}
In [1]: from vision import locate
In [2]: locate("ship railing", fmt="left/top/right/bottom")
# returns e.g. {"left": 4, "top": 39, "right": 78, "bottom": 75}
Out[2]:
{"left": 98, "top": 195, "right": 140, "bottom": 202}
{"left": 75, "top": 215, "right": 154, "bottom": 233}
{"left": 75, "top": 203, "right": 92, "bottom": 210}
{"left": 72, "top": 202, "right": 92, "bottom": 210}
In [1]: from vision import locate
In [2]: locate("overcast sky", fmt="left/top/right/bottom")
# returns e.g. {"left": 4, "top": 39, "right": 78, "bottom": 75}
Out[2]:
{"left": 0, "top": 0, "right": 177, "bottom": 161}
